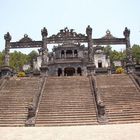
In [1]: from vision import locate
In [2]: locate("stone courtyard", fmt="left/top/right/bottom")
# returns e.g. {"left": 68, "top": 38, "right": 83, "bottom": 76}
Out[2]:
{"left": 1, "top": 123, "right": 140, "bottom": 140}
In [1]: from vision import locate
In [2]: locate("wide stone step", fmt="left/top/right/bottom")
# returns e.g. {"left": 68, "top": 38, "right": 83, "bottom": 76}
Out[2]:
{"left": 36, "top": 119, "right": 97, "bottom": 124}
{"left": 0, "top": 77, "right": 44, "bottom": 127}
{"left": 37, "top": 111, "right": 96, "bottom": 115}
{"left": 96, "top": 74, "right": 140, "bottom": 124}
{"left": 36, "top": 76, "right": 97, "bottom": 126}
{"left": 35, "top": 122, "right": 97, "bottom": 126}
{"left": 38, "top": 108, "right": 96, "bottom": 112}
{"left": 0, "top": 124, "right": 25, "bottom": 127}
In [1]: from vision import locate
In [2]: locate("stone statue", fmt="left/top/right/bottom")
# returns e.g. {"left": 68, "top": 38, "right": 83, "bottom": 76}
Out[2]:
{"left": 4, "top": 32, "right": 11, "bottom": 42}
{"left": 4, "top": 32, "right": 11, "bottom": 66}
{"left": 86, "top": 25, "right": 92, "bottom": 36}
{"left": 41, "top": 27, "right": 48, "bottom": 38}
{"left": 123, "top": 27, "right": 130, "bottom": 38}
{"left": 28, "top": 104, "right": 35, "bottom": 118}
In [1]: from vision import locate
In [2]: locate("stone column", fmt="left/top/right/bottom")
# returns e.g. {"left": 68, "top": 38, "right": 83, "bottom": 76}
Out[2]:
{"left": 123, "top": 27, "right": 134, "bottom": 73}
{"left": 86, "top": 25, "right": 94, "bottom": 63}
{"left": 41, "top": 27, "right": 48, "bottom": 65}
{"left": 62, "top": 68, "right": 64, "bottom": 76}
{"left": 64, "top": 50, "right": 66, "bottom": 59}
{"left": 72, "top": 50, "right": 74, "bottom": 58}
{"left": 75, "top": 68, "right": 77, "bottom": 76}
{"left": 60, "top": 50, "right": 61, "bottom": 59}
{"left": 40, "top": 27, "right": 48, "bottom": 76}
{"left": 86, "top": 25, "right": 95, "bottom": 75}
{"left": 123, "top": 27, "right": 132, "bottom": 63}
{"left": 4, "top": 32, "right": 11, "bottom": 66}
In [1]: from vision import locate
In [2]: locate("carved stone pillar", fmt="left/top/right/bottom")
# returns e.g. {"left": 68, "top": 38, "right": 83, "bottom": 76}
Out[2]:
{"left": 123, "top": 27, "right": 132, "bottom": 62}
{"left": 41, "top": 27, "right": 48, "bottom": 66}
{"left": 4, "top": 32, "right": 11, "bottom": 66}
{"left": 86, "top": 25, "right": 94, "bottom": 63}
{"left": 40, "top": 27, "right": 48, "bottom": 76}
{"left": 72, "top": 50, "right": 74, "bottom": 58}
{"left": 62, "top": 68, "right": 64, "bottom": 76}
{"left": 123, "top": 27, "right": 134, "bottom": 73}
{"left": 64, "top": 50, "right": 66, "bottom": 59}
{"left": 60, "top": 50, "right": 61, "bottom": 59}
{"left": 86, "top": 25, "right": 95, "bottom": 75}
{"left": 75, "top": 68, "right": 77, "bottom": 76}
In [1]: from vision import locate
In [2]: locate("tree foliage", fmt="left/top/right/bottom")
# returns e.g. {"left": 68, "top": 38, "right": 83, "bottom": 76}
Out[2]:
{"left": 0, "top": 51, "right": 4, "bottom": 66}
{"left": 110, "top": 50, "right": 126, "bottom": 62}
{"left": 103, "top": 45, "right": 112, "bottom": 56}
{"left": 10, "top": 51, "right": 28, "bottom": 71}
{"left": 27, "top": 50, "right": 38, "bottom": 68}
{"left": 0, "top": 50, "right": 38, "bottom": 72}
{"left": 132, "top": 44, "right": 140, "bottom": 64}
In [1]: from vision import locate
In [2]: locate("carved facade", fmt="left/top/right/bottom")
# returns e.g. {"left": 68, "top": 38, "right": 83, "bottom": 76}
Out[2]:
{"left": 44, "top": 43, "right": 88, "bottom": 76}
{"left": 34, "top": 43, "right": 110, "bottom": 76}
{"left": 3, "top": 26, "right": 132, "bottom": 76}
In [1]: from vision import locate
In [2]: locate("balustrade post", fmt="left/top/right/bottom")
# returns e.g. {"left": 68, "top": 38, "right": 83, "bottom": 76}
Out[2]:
{"left": 4, "top": 32, "right": 11, "bottom": 66}
{"left": 123, "top": 27, "right": 134, "bottom": 73}
{"left": 40, "top": 27, "right": 49, "bottom": 76}
{"left": 86, "top": 25, "right": 95, "bottom": 75}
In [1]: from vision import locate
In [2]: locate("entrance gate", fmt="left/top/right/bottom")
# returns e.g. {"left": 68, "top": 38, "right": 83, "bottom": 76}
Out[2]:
{"left": 3, "top": 26, "right": 132, "bottom": 74}
{"left": 64, "top": 67, "right": 75, "bottom": 76}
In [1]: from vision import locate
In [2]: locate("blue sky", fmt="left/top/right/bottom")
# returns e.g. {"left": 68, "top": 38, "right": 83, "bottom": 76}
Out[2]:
{"left": 0, "top": 0, "right": 140, "bottom": 53}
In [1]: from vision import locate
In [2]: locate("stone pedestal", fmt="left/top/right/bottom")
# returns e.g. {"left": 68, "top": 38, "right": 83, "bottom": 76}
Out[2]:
{"left": 107, "top": 67, "right": 111, "bottom": 75}
{"left": 134, "top": 64, "right": 140, "bottom": 76}
{"left": 0, "top": 66, "right": 13, "bottom": 77}
{"left": 87, "top": 63, "right": 96, "bottom": 76}
{"left": 126, "top": 62, "right": 135, "bottom": 73}
{"left": 40, "top": 65, "right": 48, "bottom": 76}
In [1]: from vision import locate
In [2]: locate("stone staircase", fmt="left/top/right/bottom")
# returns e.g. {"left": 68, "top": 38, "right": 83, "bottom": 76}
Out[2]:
{"left": 35, "top": 76, "right": 98, "bottom": 126}
{"left": 0, "top": 77, "right": 43, "bottom": 126}
{"left": 96, "top": 74, "right": 140, "bottom": 124}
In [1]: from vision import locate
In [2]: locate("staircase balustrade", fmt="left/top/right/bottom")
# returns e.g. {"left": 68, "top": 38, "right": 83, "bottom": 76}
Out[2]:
{"left": 89, "top": 75, "right": 108, "bottom": 124}
{"left": 25, "top": 77, "right": 46, "bottom": 126}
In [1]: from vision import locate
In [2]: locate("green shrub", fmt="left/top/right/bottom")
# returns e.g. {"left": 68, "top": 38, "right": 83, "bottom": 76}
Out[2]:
{"left": 116, "top": 67, "right": 124, "bottom": 74}
{"left": 18, "top": 71, "right": 26, "bottom": 77}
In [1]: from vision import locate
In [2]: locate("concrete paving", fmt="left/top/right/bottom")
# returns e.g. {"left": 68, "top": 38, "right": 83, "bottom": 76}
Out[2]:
{"left": 0, "top": 123, "right": 140, "bottom": 140}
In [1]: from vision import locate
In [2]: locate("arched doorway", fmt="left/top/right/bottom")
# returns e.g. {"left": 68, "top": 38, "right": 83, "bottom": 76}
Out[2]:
{"left": 98, "top": 60, "right": 102, "bottom": 68}
{"left": 77, "top": 67, "right": 82, "bottom": 76}
{"left": 74, "top": 50, "right": 78, "bottom": 57}
{"left": 61, "top": 50, "right": 64, "bottom": 58}
{"left": 58, "top": 68, "right": 62, "bottom": 76}
{"left": 66, "top": 50, "right": 73, "bottom": 58}
{"left": 64, "top": 67, "right": 75, "bottom": 76}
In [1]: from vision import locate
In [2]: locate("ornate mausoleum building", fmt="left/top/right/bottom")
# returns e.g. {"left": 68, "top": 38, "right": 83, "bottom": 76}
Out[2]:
{"left": 47, "top": 42, "right": 87, "bottom": 76}
{"left": 1, "top": 26, "right": 140, "bottom": 128}
{"left": 2, "top": 26, "right": 132, "bottom": 76}
{"left": 35, "top": 42, "right": 110, "bottom": 76}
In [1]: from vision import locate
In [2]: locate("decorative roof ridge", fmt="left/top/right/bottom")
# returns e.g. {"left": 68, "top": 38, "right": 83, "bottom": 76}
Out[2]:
{"left": 101, "top": 30, "right": 117, "bottom": 39}
{"left": 19, "top": 34, "right": 33, "bottom": 42}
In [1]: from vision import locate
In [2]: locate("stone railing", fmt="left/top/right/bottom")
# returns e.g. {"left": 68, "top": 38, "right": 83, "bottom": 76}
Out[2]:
{"left": 0, "top": 77, "right": 7, "bottom": 90}
{"left": 129, "top": 73, "right": 140, "bottom": 92}
{"left": 89, "top": 75, "right": 108, "bottom": 124}
{"left": 25, "top": 77, "right": 47, "bottom": 126}
{"left": 47, "top": 57, "right": 83, "bottom": 65}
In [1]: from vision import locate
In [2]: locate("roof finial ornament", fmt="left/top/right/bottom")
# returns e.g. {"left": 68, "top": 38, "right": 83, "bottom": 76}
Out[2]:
{"left": 41, "top": 27, "right": 48, "bottom": 38}
{"left": 106, "top": 29, "right": 111, "bottom": 35}
{"left": 123, "top": 27, "right": 130, "bottom": 38}
{"left": 4, "top": 32, "right": 11, "bottom": 41}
